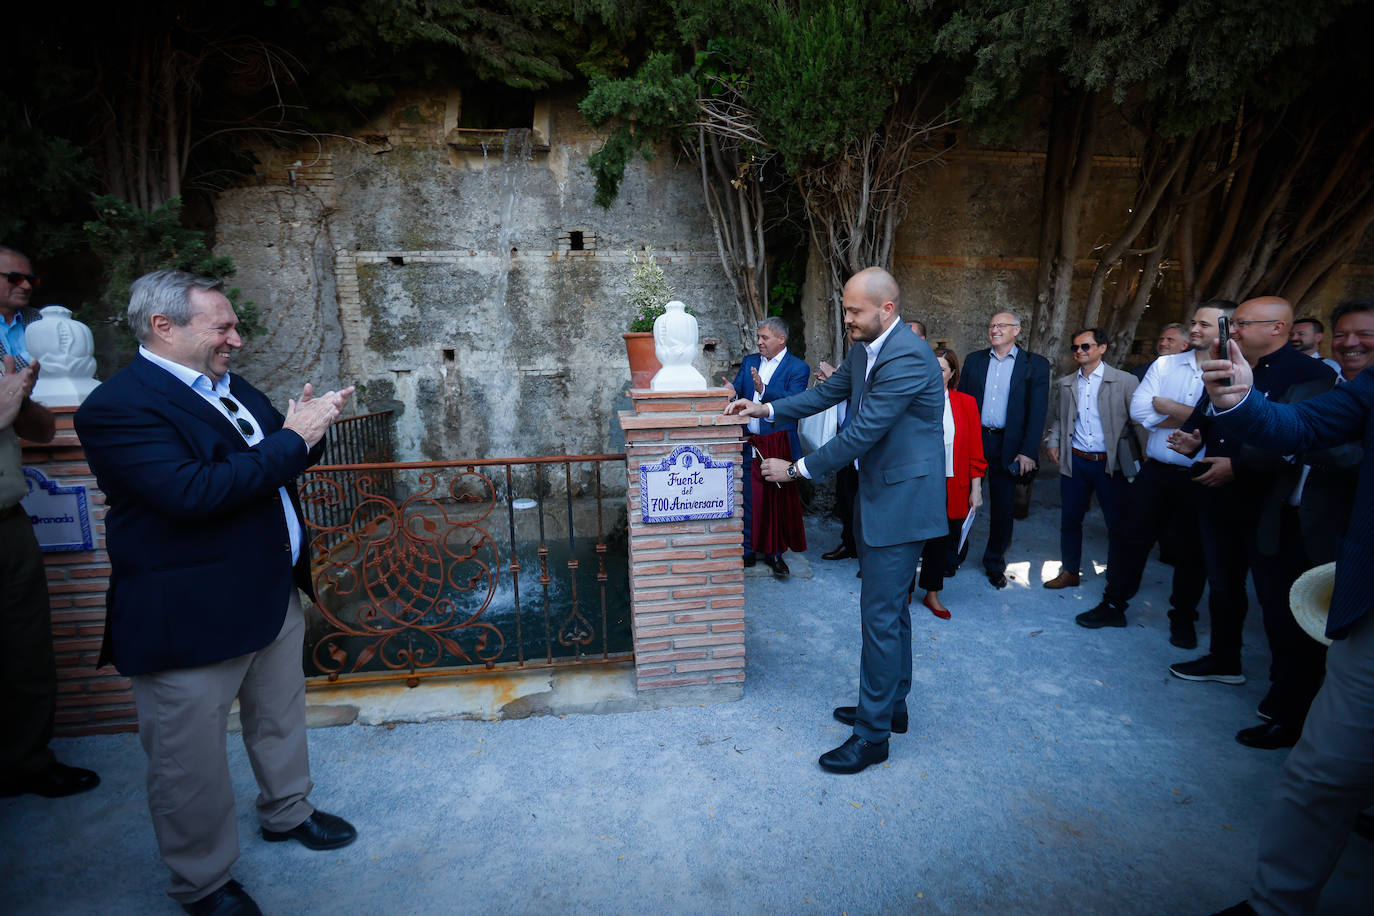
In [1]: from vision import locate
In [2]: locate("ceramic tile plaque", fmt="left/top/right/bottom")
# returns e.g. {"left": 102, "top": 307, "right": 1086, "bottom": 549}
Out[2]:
{"left": 22, "top": 467, "right": 94, "bottom": 552}
{"left": 639, "top": 444, "right": 733, "bottom": 523}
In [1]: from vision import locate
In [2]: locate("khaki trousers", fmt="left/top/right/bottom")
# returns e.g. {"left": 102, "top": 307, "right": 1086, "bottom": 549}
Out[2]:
{"left": 131, "top": 591, "right": 314, "bottom": 903}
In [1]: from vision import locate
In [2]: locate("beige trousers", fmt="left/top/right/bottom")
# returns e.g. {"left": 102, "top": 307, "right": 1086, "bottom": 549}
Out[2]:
{"left": 131, "top": 591, "right": 314, "bottom": 903}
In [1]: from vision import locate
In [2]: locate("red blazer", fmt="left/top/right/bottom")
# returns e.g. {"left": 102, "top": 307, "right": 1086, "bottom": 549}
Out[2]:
{"left": 946, "top": 390, "right": 987, "bottom": 519}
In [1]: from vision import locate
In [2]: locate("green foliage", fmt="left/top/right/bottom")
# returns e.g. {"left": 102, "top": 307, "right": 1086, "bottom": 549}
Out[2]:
{"left": 744, "top": 0, "right": 936, "bottom": 173}
{"left": 768, "top": 260, "right": 803, "bottom": 318}
{"left": 82, "top": 197, "right": 261, "bottom": 340}
{"left": 0, "top": 123, "right": 93, "bottom": 259}
{"left": 625, "top": 247, "right": 683, "bottom": 331}
{"left": 582, "top": 52, "right": 697, "bottom": 207}
{"left": 581, "top": 0, "right": 940, "bottom": 203}
{"left": 938, "top": 0, "right": 1361, "bottom": 137}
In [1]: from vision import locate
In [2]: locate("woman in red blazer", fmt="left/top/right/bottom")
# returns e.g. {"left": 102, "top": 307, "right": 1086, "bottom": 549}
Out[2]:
{"left": 911, "top": 347, "right": 986, "bottom": 618}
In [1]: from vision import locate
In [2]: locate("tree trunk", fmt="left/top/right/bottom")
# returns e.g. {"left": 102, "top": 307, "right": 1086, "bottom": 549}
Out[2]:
{"left": 1031, "top": 85, "right": 1098, "bottom": 357}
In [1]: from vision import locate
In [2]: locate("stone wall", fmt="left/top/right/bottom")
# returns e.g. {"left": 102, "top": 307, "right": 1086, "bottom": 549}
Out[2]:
{"left": 216, "top": 89, "right": 744, "bottom": 463}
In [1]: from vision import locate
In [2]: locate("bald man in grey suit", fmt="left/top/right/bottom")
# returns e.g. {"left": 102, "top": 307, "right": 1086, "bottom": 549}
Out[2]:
{"left": 727, "top": 267, "right": 947, "bottom": 773}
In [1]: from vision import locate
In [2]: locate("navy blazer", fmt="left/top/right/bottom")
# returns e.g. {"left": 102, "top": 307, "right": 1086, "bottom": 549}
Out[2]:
{"left": 74, "top": 355, "right": 322, "bottom": 676}
{"left": 1217, "top": 371, "right": 1374, "bottom": 638}
{"left": 771, "top": 323, "right": 946, "bottom": 547}
{"left": 733, "top": 350, "right": 809, "bottom": 458}
{"left": 958, "top": 346, "right": 1051, "bottom": 468}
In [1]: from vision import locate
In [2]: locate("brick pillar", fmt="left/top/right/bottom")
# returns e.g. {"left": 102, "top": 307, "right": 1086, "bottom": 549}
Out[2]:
{"left": 619, "top": 387, "right": 748, "bottom": 699}
{"left": 20, "top": 408, "right": 135, "bottom": 735}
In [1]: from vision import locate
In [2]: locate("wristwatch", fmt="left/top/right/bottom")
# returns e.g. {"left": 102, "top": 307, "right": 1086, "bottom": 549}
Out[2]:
{"left": 786, "top": 462, "right": 799, "bottom": 481}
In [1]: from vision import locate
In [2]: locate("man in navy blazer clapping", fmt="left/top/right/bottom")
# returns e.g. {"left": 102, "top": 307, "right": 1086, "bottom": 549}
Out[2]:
{"left": 75, "top": 270, "right": 358, "bottom": 915}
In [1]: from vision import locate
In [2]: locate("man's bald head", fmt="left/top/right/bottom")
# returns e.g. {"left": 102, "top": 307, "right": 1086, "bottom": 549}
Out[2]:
{"left": 841, "top": 267, "right": 902, "bottom": 344}
{"left": 847, "top": 266, "right": 900, "bottom": 309}
{"left": 1233, "top": 295, "right": 1294, "bottom": 362}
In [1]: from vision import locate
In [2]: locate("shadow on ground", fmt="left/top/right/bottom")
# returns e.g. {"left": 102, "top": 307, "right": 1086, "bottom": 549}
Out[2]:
{"left": 3, "top": 484, "right": 1369, "bottom": 914}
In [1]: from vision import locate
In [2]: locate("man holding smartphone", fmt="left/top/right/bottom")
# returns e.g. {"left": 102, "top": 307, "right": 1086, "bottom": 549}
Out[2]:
{"left": 1166, "top": 298, "right": 1335, "bottom": 730}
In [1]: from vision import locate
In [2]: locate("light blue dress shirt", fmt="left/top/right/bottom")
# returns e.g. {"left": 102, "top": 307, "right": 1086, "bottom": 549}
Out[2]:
{"left": 980, "top": 345, "right": 1019, "bottom": 429}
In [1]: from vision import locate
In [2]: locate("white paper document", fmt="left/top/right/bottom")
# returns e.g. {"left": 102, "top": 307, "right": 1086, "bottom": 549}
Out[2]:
{"left": 958, "top": 505, "right": 977, "bottom": 553}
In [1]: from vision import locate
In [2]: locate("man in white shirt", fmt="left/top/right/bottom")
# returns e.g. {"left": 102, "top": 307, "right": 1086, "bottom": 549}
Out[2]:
{"left": 1043, "top": 328, "right": 1140, "bottom": 590}
{"left": 1073, "top": 302, "right": 1233, "bottom": 642}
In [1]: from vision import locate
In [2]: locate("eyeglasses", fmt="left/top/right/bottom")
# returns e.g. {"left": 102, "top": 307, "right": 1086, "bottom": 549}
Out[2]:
{"left": 988, "top": 323, "right": 1018, "bottom": 331}
{"left": 1233, "top": 319, "right": 1281, "bottom": 327}
{"left": 1069, "top": 342, "right": 1098, "bottom": 352}
{"left": 219, "top": 396, "right": 255, "bottom": 438}
{"left": 3, "top": 271, "right": 41, "bottom": 288}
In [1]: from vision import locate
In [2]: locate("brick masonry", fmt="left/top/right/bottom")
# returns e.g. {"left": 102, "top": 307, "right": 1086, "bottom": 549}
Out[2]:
{"left": 20, "top": 408, "right": 136, "bottom": 735}
{"left": 620, "top": 388, "right": 749, "bottom": 693}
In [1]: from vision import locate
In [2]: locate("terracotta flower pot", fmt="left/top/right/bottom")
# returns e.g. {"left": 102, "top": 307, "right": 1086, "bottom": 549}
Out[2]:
{"left": 622, "top": 331, "right": 661, "bottom": 389}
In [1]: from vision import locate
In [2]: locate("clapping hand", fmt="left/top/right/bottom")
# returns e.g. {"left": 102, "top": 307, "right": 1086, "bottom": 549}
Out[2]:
{"left": 285, "top": 382, "right": 357, "bottom": 448}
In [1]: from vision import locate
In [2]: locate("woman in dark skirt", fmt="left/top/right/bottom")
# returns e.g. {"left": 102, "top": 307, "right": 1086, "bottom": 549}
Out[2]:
{"left": 912, "top": 347, "right": 986, "bottom": 618}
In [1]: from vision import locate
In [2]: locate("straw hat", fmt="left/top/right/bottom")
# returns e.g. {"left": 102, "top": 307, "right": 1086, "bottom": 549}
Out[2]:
{"left": 1289, "top": 562, "right": 1336, "bottom": 647}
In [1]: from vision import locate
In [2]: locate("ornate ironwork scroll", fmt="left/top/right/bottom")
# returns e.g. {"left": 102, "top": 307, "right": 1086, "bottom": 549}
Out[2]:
{"left": 298, "top": 455, "right": 632, "bottom": 685}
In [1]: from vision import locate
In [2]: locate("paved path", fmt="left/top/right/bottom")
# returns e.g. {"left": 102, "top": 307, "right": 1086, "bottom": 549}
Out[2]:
{"left": 4, "top": 487, "right": 1370, "bottom": 914}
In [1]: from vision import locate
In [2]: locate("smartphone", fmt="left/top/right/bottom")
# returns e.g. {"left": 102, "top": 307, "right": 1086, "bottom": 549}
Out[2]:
{"left": 1215, "top": 316, "right": 1231, "bottom": 386}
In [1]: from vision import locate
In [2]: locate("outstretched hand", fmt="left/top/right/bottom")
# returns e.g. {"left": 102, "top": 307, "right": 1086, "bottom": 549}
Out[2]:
{"left": 723, "top": 398, "right": 769, "bottom": 419}
{"left": 1201, "top": 339, "right": 1252, "bottom": 411}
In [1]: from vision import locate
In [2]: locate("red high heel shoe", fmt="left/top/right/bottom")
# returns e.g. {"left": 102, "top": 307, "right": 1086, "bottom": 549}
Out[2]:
{"left": 923, "top": 593, "right": 951, "bottom": 620}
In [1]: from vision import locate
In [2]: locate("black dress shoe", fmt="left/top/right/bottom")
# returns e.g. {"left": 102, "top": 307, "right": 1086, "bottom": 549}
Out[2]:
{"left": 987, "top": 572, "right": 1008, "bottom": 589}
{"left": 763, "top": 555, "right": 790, "bottom": 578}
{"left": 261, "top": 810, "right": 357, "bottom": 850}
{"left": 833, "top": 705, "right": 908, "bottom": 734}
{"left": 821, "top": 544, "right": 857, "bottom": 560}
{"left": 818, "top": 735, "right": 889, "bottom": 774}
{"left": 1236, "top": 721, "right": 1301, "bottom": 750}
{"left": 182, "top": 880, "right": 262, "bottom": 916}
{"left": 0, "top": 762, "right": 100, "bottom": 798}
{"left": 1075, "top": 601, "right": 1127, "bottom": 629}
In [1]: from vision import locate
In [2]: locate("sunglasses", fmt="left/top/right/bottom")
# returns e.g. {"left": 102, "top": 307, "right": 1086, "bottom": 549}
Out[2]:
{"left": 219, "top": 397, "right": 255, "bottom": 438}
{"left": 1070, "top": 342, "right": 1099, "bottom": 352}
{"left": 4, "top": 271, "right": 41, "bottom": 288}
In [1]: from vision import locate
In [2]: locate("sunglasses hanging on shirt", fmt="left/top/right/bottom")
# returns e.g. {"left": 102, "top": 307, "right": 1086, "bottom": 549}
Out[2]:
{"left": 218, "top": 396, "right": 255, "bottom": 438}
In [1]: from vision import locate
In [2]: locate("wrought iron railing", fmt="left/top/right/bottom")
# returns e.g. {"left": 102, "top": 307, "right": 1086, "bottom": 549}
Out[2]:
{"left": 312, "top": 411, "right": 396, "bottom": 554}
{"left": 297, "top": 455, "right": 631, "bottom": 686}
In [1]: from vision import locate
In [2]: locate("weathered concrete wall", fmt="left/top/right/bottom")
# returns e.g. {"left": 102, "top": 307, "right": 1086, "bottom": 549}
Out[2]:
{"left": 217, "top": 89, "right": 743, "bottom": 462}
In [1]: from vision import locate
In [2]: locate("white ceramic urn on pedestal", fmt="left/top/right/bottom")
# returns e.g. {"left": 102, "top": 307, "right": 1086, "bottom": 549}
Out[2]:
{"left": 25, "top": 305, "right": 100, "bottom": 407}
{"left": 650, "top": 300, "right": 707, "bottom": 391}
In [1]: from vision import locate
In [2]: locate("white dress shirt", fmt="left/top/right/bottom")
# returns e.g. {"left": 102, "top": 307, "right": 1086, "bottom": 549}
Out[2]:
{"left": 747, "top": 350, "right": 787, "bottom": 435}
{"left": 139, "top": 346, "right": 304, "bottom": 562}
{"left": 1071, "top": 362, "right": 1107, "bottom": 452}
{"left": 1130, "top": 349, "right": 1204, "bottom": 467}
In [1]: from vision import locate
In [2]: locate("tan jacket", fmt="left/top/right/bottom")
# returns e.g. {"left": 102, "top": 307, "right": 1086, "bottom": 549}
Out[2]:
{"left": 1044, "top": 363, "right": 1145, "bottom": 476}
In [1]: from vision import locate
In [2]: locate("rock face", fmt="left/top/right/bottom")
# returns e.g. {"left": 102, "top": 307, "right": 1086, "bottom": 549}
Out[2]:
{"left": 215, "top": 90, "right": 741, "bottom": 462}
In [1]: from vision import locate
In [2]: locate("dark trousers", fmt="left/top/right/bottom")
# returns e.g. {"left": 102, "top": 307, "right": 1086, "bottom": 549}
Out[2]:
{"left": 1102, "top": 460, "right": 1206, "bottom": 619}
{"left": 1195, "top": 485, "right": 1252, "bottom": 666}
{"left": 1058, "top": 454, "right": 1126, "bottom": 575}
{"left": 851, "top": 501, "right": 923, "bottom": 742}
{"left": 1255, "top": 506, "right": 1327, "bottom": 728}
{"left": 834, "top": 465, "right": 858, "bottom": 553}
{"left": 914, "top": 516, "right": 964, "bottom": 594}
{"left": 0, "top": 511, "right": 58, "bottom": 781}
{"left": 980, "top": 428, "right": 1016, "bottom": 575}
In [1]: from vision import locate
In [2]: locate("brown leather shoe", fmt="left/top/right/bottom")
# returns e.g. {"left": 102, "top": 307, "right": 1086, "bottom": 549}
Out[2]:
{"left": 1043, "top": 571, "right": 1080, "bottom": 589}
{"left": 821, "top": 543, "right": 857, "bottom": 560}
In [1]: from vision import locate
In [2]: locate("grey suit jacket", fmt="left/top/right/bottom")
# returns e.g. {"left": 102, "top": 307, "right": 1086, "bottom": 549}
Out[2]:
{"left": 771, "top": 322, "right": 946, "bottom": 547}
{"left": 1044, "top": 363, "right": 1143, "bottom": 476}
